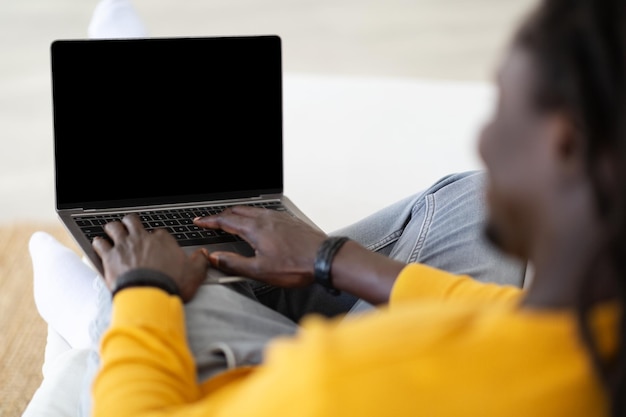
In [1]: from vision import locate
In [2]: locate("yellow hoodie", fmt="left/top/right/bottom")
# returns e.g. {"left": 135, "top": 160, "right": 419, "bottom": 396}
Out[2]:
{"left": 93, "top": 263, "right": 618, "bottom": 417}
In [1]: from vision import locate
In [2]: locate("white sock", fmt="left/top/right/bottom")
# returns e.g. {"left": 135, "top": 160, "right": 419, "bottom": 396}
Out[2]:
{"left": 29, "top": 231, "right": 99, "bottom": 349}
{"left": 88, "top": 0, "right": 149, "bottom": 39}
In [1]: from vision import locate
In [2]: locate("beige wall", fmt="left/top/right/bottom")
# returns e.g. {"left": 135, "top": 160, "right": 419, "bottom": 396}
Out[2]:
{"left": 131, "top": 0, "right": 538, "bottom": 80}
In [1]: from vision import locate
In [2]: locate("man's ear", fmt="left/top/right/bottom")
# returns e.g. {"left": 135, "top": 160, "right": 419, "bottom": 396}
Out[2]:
{"left": 547, "top": 113, "right": 618, "bottom": 198}
{"left": 547, "top": 112, "right": 585, "bottom": 176}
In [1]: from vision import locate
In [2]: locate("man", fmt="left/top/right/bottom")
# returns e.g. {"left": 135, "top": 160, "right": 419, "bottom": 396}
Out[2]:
{"left": 91, "top": 0, "right": 625, "bottom": 415}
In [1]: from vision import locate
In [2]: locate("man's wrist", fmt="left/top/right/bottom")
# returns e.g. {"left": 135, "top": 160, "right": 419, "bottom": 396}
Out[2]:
{"left": 111, "top": 268, "right": 181, "bottom": 299}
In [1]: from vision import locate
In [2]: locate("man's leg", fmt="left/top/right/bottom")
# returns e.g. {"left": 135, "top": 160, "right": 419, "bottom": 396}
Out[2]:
{"left": 254, "top": 170, "right": 526, "bottom": 320}
{"left": 341, "top": 170, "right": 526, "bottom": 313}
{"left": 75, "top": 277, "right": 299, "bottom": 415}
{"left": 184, "top": 283, "right": 298, "bottom": 382}
{"left": 337, "top": 171, "right": 525, "bottom": 284}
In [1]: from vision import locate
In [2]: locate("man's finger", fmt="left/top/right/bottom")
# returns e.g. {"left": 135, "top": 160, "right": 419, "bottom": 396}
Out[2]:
{"left": 190, "top": 249, "right": 210, "bottom": 277}
{"left": 92, "top": 235, "right": 113, "bottom": 257}
{"left": 194, "top": 211, "right": 255, "bottom": 237}
{"left": 208, "top": 251, "right": 256, "bottom": 277}
{"left": 151, "top": 227, "right": 174, "bottom": 240}
{"left": 104, "top": 220, "right": 128, "bottom": 242}
{"left": 122, "top": 213, "right": 146, "bottom": 235}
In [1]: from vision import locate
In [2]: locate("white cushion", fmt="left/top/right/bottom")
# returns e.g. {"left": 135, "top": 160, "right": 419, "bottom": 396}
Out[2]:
{"left": 23, "top": 74, "right": 496, "bottom": 416}
{"left": 283, "top": 73, "right": 493, "bottom": 232}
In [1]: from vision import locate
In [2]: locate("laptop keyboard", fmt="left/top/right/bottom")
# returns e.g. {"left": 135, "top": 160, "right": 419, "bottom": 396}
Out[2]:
{"left": 73, "top": 201, "right": 288, "bottom": 247}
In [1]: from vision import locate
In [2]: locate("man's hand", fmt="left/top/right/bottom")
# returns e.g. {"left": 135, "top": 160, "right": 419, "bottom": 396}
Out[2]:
{"left": 193, "top": 206, "right": 328, "bottom": 288}
{"left": 92, "top": 214, "right": 209, "bottom": 302}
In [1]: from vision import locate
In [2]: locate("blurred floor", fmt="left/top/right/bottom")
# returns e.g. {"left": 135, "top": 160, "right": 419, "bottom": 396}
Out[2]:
{"left": 0, "top": 0, "right": 537, "bottom": 224}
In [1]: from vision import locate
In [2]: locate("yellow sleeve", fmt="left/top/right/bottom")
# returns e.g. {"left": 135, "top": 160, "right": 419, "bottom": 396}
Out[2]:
{"left": 390, "top": 263, "right": 523, "bottom": 306}
{"left": 92, "top": 288, "right": 202, "bottom": 417}
{"left": 93, "top": 287, "right": 608, "bottom": 417}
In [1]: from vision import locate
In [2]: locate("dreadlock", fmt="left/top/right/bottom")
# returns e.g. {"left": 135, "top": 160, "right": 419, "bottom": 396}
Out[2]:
{"left": 514, "top": 0, "right": 626, "bottom": 415}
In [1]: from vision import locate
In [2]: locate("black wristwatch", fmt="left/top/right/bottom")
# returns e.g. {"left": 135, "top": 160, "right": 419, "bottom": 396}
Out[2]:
{"left": 111, "top": 268, "right": 181, "bottom": 299}
{"left": 313, "top": 236, "right": 350, "bottom": 295}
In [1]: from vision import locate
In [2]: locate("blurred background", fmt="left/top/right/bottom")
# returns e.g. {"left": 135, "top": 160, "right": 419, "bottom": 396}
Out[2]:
{"left": 0, "top": 0, "right": 537, "bottom": 226}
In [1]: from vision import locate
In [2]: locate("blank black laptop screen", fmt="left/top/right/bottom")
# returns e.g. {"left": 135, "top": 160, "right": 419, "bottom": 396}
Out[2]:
{"left": 51, "top": 35, "right": 283, "bottom": 210}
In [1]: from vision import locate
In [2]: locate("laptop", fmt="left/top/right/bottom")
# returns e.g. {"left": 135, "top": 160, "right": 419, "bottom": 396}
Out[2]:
{"left": 50, "top": 35, "right": 321, "bottom": 277}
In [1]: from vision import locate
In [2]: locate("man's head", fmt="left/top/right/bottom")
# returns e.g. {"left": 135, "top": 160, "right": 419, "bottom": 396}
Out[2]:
{"left": 480, "top": 3, "right": 626, "bottom": 413}
{"left": 479, "top": 0, "right": 626, "bottom": 263}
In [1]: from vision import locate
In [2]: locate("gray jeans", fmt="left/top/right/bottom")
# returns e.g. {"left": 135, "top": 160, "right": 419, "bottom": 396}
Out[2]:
{"left": 252, "top": 170, "right": 525, "bottom": 319}
{"left": 79, "top": 170, "right": 525, "bottom": 415}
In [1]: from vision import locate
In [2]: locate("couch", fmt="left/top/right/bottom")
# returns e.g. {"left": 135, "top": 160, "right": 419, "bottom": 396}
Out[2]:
{"left": 21, "top": 72, "right": 495, "bottom": 416}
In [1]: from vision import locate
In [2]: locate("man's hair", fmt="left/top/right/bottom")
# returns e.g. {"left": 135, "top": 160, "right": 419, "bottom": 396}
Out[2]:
{"left": 514, "top": 0, "right": 626, "bottom": 415}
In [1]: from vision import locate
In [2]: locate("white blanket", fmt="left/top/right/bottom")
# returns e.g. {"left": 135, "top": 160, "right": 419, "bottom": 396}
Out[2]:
{"left": 283, "top": 73, "right": 492, "bottom": 232}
